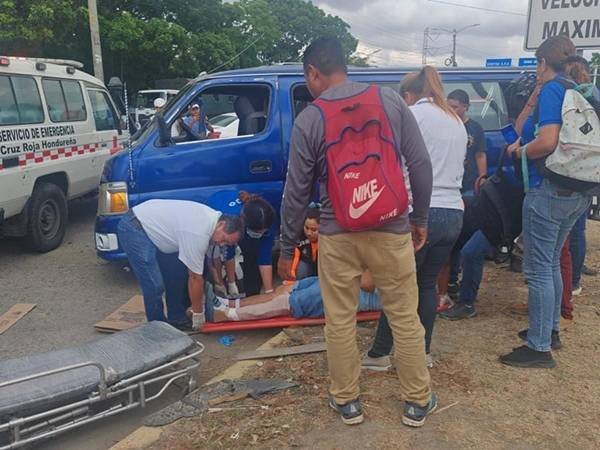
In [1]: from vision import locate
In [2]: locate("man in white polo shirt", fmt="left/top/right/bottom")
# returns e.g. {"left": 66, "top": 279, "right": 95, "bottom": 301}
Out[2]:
{"left": 117, "top": 199, "right": 244, "bottom": 330}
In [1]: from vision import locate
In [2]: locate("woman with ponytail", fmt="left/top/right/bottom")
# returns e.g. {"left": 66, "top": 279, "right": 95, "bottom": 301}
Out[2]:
{"left": 364, "top": 66, "right": 467, "bottom": 369}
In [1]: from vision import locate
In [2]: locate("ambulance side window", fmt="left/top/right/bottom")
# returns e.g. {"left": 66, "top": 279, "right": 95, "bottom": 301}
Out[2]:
{"left": 0, "top": 76, "right": 19, "bottom": 125}
{"left": 88, "top": 89, "right": 118, "bottom": 131}
{"left": 12, "top": 77, "right": 44, "bottom": 123}
{"left": 0, "top": 75, "right": 44, "bottom": 125}
{"left": 42, "top": 78, "right": 87, "bottom": 123}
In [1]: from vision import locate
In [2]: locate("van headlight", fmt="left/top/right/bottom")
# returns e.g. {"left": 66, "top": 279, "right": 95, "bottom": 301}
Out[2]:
{"left": 98, "top": 182, "right": 129, "bottom": 215}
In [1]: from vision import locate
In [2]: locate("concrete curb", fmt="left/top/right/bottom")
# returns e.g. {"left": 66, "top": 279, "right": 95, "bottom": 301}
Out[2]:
{"left": 109, "top": 331, "right": 288, "bottom": 450}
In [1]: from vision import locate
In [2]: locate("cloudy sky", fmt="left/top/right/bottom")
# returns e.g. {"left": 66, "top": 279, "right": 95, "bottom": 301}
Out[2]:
{"left": 311, "top": 0, "right": 590, "bottom": 67}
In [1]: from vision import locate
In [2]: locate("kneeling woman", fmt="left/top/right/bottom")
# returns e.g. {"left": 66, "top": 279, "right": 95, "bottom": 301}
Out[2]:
{"left": 208, "top": 191, "right": 277, "bottom": 296}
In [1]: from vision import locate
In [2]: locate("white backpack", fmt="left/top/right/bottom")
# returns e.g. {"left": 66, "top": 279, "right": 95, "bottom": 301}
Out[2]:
{"left": 544, "top": 88, "right": 600, "bottom": 184}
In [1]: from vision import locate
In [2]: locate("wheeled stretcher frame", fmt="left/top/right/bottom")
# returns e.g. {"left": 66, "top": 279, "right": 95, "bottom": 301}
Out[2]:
{"left": 0, "top": 342, "right": 204, "bottom": 450}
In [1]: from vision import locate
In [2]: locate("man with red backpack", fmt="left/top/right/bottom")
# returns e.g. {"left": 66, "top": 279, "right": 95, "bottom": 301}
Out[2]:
{"left": 278, "top": 37, "right": 436, "bottom": 427}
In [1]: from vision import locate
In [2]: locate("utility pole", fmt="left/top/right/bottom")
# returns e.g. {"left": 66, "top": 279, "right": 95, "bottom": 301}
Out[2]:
{"left": 422, "top": 27, "right": 430, "bottom": 65}
{"left": 87, "top": 0, "right": 104, "bottom": 82}
{"left": 431, "top": 23, "right": 479, "bottom": 67}
{"left": 451, "top": 30, "right": 457, "bottom": 67}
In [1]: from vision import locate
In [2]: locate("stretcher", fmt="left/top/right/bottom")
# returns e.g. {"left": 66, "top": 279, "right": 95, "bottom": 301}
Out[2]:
{"left": 201, "top": 311, "right": 381, "bottom": 333}
{"left": 0, "top": 321, "right": 203, "bottom": 450}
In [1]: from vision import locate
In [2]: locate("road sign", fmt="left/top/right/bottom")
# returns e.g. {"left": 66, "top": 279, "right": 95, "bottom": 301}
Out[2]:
{"left": 518, "top": 57, "right": 537, "bottom": 67}
{"left": 485, "top": 58, "right": 512, "bottom": 68}
{"left": 525, "top": 0, "right": 600, "bottom": 50}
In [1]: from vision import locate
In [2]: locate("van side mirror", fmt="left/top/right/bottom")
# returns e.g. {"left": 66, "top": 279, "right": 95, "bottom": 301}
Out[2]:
{"left": 156, "top": 113, "right": 173, "bottom": 146}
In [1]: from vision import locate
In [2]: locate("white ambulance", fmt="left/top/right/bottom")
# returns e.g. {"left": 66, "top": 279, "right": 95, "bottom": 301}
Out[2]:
{"left": 0, "top": 56, "right": 128, "bottom": 252}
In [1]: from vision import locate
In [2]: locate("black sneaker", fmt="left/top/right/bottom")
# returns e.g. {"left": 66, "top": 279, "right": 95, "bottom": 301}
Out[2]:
{"left": 439, "top": 303, "right": 476, "bottom": 321}
{"left": 328, "top": 397, "right": 364, "bottom": 425}
{"left": 499, "top": 345, "right": 556, "bottom": 368}
{"left": 518, "top": 329, "right": 562, "bottom": 350}
{"left": 447, "top": 282, "right": 459, "bottom": 300}
{"left": 168, "top": 318, "right": 193, "bottom": 332}
{"left": 402, "top": 393, "right": 438, "bottom": 427}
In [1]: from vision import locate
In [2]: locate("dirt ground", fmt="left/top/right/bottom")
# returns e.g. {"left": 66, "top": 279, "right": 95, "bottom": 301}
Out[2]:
{"left": 148, "top": 222, "right": 600, "bottom": 450}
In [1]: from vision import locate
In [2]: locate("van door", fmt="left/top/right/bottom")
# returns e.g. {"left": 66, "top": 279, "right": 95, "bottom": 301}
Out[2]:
{"left": 135, "top": 77, "right": 285, "bottom": 212}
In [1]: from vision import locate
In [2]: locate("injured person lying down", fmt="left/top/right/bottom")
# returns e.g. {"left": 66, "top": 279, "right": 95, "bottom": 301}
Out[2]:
{"left": 211, "top": 271, "right": 381, "bottom": 322}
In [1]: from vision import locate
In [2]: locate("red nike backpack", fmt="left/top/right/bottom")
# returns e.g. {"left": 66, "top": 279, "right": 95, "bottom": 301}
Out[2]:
{"left": 312, "top": 85, "right": 409, "bottom": 231}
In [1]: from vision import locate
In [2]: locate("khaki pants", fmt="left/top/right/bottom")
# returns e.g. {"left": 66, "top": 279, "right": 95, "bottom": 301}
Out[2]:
{"left": 319, "top": 231, "right": 431, "bottom": 406}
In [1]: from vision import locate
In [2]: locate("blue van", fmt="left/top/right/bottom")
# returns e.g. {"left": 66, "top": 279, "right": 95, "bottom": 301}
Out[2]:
{"left": 95, "top": 65, "right": 531, "bottom": 260}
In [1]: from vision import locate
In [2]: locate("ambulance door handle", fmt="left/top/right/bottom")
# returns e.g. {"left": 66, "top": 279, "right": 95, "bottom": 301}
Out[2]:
{"left": 250, "top": 160, "right": 272, "bottom": 174}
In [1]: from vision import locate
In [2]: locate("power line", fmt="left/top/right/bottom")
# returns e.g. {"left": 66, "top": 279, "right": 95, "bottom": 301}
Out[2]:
{"left": 208, "top": 33, "right": 264, "bottom": 74}
{"left": 427, "top": 0, "right": 526, "bottom": 16}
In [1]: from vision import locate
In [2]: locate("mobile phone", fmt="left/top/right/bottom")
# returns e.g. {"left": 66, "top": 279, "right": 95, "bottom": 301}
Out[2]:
{"left": 501, "top": 124, "right": 519, "bottom": 145}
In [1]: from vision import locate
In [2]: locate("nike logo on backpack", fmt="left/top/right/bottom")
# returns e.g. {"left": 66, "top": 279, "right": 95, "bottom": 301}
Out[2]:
{"left": 349, "top": 180, "right": 386, "bottom": 219}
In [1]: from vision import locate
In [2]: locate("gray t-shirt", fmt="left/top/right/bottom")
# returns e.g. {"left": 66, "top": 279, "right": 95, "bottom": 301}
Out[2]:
{"left": 133, "top": 199, "right": 221, "bottom": 274}
{"left": 280, "top": 81, "right": 433, "bottom": 258}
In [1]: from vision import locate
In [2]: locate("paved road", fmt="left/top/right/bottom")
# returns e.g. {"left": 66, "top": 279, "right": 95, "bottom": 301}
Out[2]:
{"left": 0, "top": 197, "right": 277, "bottom": 449}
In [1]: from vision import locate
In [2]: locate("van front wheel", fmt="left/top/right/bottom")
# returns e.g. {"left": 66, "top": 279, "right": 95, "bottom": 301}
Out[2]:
{"left": 26, "top": 183, "right": 68, "bottom": 253}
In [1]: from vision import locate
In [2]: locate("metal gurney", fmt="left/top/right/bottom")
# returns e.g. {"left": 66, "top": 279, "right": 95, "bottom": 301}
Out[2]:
{"left": 0, "top": 321, "right": 204, "bottom": 449}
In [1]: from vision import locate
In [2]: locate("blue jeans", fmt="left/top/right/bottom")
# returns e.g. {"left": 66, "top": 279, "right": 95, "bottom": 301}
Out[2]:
{"left": 458, "top": 231, "right": 493, "bottom": 305}
{"left": 370, "top": 208, "right": 463, "bottom": 355}
{"left": 288, "top": 276, "right": 382, "bottom": 318}
{"left": 569, "top": 211, "right": 587, "bottom": 289}
{"left": 523, "top": 179, "right": 591, "bottom": 352}
{"left": 117, "top": 215, "right": 190, "bottom": 323}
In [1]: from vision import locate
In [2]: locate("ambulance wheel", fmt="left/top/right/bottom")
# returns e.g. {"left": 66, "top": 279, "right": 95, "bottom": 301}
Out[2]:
{"left": 26, "top": 182, "right": 68, "bottom": 253}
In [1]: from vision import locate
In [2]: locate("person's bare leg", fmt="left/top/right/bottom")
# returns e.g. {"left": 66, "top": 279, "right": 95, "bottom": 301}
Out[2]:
{"left": 211, "top": 258, "right": 227, "bottom": 296}
{"left": 231, "top": 284, "right": 293, "bottom": 307}
{"left": 213, "top": 291, "right": 292, "bottom": 322}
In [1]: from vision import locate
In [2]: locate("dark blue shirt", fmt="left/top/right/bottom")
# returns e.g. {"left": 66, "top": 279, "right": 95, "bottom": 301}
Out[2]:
{"left": 461, "top": 118, "right": 485, "bottom": 194}
{"left": 521, "top": 75, "right": 568, "bottom": 188}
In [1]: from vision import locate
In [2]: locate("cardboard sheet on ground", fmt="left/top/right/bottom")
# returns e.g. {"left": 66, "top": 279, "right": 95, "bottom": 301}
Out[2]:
{"left": 94, "top": 296, "right": 147, "bottom": 333}
{"left": 96, "top": 296, "right": 381, "bottom": 333}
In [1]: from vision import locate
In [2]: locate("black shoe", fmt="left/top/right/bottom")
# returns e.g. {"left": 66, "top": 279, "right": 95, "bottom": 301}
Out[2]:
{"left": 518, "top": 329, "right": 562, "bottom": 350}
{"left": 439, "top": 303, "right": 476, "bottom": 321}
{"left": 169, "top": 318, "right": 193, "bottom": 332}
{"left": 328, "top": 397, "right": 364, "bottom": 425}
{"left": 582, "top": 265, "right": 598, "bottom": 276}
{"left": 499, "top": 345, "right": 556, "bottom": 368}
{"left": 447, "top": 283, "right": 459, "bottom": 300}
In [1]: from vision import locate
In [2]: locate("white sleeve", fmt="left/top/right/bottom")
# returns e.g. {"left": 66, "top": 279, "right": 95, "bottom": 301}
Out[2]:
{"left": 177, "top": 231, "right": 208, "bottom": 275}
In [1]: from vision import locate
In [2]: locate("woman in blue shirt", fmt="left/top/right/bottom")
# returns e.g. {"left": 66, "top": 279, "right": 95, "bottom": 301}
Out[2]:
{"left": 500, "top": 36, "right": 592, "bottom": 368}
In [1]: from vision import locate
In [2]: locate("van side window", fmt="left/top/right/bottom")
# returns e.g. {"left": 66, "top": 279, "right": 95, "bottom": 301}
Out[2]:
{"left": 42, "top": 79, "right": 87, "bottom": 123}
{"left": 88, "top": 89, "right": 117, "bottom": 131}
{"left": 173, "top": 84, "right": 270, "bottom": 143}
{"left": 443, "top": 81, "right": 508, "bottom": 131}
{"left": 292, "top": 85, "right": 313, "bottom": 118}
{"left": 0, "top": 75, "right": 44, "bottom": 125}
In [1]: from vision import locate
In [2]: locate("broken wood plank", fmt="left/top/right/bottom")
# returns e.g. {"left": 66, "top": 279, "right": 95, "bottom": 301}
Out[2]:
{"left": 235, "top": 342, "right": 327, "bottom": 361}
{"left": 0, "top": 303, "right": 36, "bottom": 334}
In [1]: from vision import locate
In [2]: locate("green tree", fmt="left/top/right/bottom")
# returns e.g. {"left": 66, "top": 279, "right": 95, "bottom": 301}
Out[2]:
{"left": 263, "top": 0, "right": 357, "bottom": 63}
{"left": 0, "top": 0, "right": 360, "bottom": 92}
